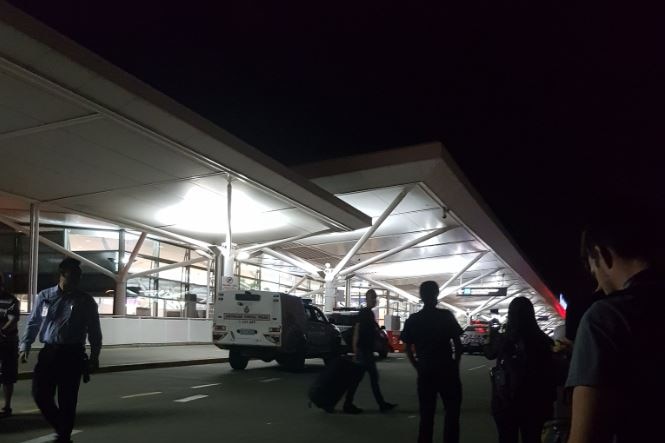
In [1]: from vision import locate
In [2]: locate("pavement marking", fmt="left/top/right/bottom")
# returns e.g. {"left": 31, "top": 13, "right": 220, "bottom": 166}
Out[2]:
{"left": 408, "top": 415, "right": 417, "bottom": 419}
{"left": 20, "top": 408, "right": 41, "bottom": 413}
{"left": 121, "top": 392, "right": 162, "bottom": 399}
{"left": 260, "top": 377, "right": 281, "bottom": 383}
{"left": 191, "top": 383, "right": 221, "bottom": 389}
{"left": 19, "top": 430, "right": 82, "bottom": 443}
{"left": 468, "top": 364, "right": 488, "bottom": 371}
{"left": 175, "top": 394, "right": 209, "bottom": 403}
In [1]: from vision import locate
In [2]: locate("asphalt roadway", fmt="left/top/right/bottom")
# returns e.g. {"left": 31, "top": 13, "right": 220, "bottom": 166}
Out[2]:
{"left": 2, "top": 355, "right": 496, "bottom": 443}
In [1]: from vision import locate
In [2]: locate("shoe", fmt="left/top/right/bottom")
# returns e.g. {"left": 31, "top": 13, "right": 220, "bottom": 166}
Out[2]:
{"left": 379, "top": 402, "right": 397, "bottom": 413}
{"left": 0, "top": 407, "right": 11, "bottom": 418}
{"left": 343, "top": 404, "right": 363, "bottom": 414}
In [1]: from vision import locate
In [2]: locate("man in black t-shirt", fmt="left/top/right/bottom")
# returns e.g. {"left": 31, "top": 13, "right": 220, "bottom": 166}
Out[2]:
{"left": 0, "top": 274, "right": 19, "bottom": 418}
{"left": 342, "top": 289, "right": 397, "bottom": 414}
{"left": 401, "top": 281, "right": 464, "bottom": 443}
{"left": 567, "top": 209, "right": 665, "bottom": 443}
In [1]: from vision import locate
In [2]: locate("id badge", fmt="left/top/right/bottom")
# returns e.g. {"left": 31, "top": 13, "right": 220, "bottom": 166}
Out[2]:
{"left": 41, "top": 305, "right": 48, "bottom": 317}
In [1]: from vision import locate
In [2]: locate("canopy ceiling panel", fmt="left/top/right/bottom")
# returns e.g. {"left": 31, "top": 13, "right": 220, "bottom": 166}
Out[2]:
{"left": 0, "top": 70, "right": 90, "bottom": 132}
{"left": 292, "top": 144, "right": 564, "bottom": 324}
{"left": 0, "top": 5, "right": 371, "bottom": 247}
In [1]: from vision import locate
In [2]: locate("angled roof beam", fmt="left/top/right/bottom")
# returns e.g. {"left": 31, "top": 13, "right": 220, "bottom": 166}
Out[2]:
{"left": 332, "top": 184, "right": 415, "bottom": 277}
{"left": 354, "top": 274, "right": 421, "bottom": 304}
{"left": 0, "top": 213, "right": 118, "bottom": 280}
{"left": 470, "top": 288, "right": 527, "bottom": 316}
{"left": 438, "top": 251, "right": 488, "bottom": 294}
{"left": 261, "top": 247, "right": 322, "bottom": 277}
{"left": 129, "top": 256, "right": 208, "bottom": 279}
{"left": 238, "top": 229, "right": 332, "bottom": 254}
{"left": 339, "top": 225, "right": 459, "bottom": 277}
{"left": 463, "top": 282, "right": 515, "bottom": 314}
{"left": 439, "top": 267, "right": 505, "bottom": 299}
{"left": 287, "top": 275, "right": 309, "bottom": 294}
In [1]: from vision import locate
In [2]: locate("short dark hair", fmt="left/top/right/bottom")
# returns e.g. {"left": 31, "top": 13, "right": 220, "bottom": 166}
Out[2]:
{"left": 580, "top": 205, "right": 665, "bottom": 269}
{"left": 59, "top": 258, "right": 82, "bottom": 276}
{"left": 365, "top": 289, "right": 377, "bottom": 299}
{"left": 419, "top": 281, "right": 439, "bottom": 305}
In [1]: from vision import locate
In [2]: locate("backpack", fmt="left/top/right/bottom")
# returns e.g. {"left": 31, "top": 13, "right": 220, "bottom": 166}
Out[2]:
{"left": 491, "top": 339, "right": 528, "bottom": 405}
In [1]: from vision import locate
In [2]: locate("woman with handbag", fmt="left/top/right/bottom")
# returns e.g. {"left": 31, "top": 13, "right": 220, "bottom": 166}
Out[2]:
{"left": 485, "top": 296, "right": 555, "bottom": 443}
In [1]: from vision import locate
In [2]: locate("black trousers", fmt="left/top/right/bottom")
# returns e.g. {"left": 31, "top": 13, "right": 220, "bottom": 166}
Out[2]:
{"left": 32, "top": 345, "right": 84, "bottom": 441}
{"left": 345, "top": 352, "right": 386, "bottom": 407}
{"left": 493, "top": 408, "right": 546, "bottom": 443}
{"left": 417, "top": 372, "right": 462, "bottom": 443}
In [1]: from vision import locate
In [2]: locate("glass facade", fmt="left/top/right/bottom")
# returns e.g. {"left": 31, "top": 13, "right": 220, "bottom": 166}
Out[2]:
{"left": 1, "top": 226, "right": 406, "bottom": 325}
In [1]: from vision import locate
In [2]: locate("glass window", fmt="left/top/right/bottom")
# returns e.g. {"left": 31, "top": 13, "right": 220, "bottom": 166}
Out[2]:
{"left": 280, "top": 273, "right": 295, "bottom": 287}
{"left": 159, "top": 243, "right": 188, "bottom": 262}
{"left": 128, "top": 257, "right": 153, "bottom": 273}
{"left": 239, "top": 277, "right": 261, "bottom": 291}
{"left": 240, "top": 263, "right": 260, "bottom": 279}
{"left": 190, "top": 267, "right": 209, "bottom": 286}
{"left": 261, "top": 267, "right": 280, "bottom": 284}
{"left": 125, "top": 234, "right": 157, "bottom": 257}
{"left": 312, "top": 307, "right": 327, "bottom": 323}
{"left": 159, "top": 280, "right": 186, "bottom": 300}
{"left": 158, "top": 262, "right": 187, "bottom": 281}
{"left": 69, "top": 231, "right": 119, "bottom": 251}
{"left": 261, "top": 281, "right": 279, "bottom": 292}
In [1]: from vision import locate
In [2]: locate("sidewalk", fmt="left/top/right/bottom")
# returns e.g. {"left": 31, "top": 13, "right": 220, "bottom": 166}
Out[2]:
{"left": 18, "top": 344, "right": 229, "bottom": 379}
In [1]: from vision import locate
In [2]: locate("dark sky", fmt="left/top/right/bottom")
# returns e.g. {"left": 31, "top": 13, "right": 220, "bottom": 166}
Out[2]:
{"left": 8, "top": 1, "right": 665, "bottom": 300}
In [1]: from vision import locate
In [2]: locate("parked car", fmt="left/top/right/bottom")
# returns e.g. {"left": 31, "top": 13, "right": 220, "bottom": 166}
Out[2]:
{"left": 461, "top": 322, "right": 490, "bottom": 354}
{"left": 213, "top": 291, "right": 341, "bottom": 371}
{"left": 327, "top": 309, "right": 392, "bottom": 359}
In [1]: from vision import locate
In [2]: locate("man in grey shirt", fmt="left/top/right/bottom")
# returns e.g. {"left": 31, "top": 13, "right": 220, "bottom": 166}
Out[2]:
{"left": 567, "top": 209, "right": 665, "bottom": 443}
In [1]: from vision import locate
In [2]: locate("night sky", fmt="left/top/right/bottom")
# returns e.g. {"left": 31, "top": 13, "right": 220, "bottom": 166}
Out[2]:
{"left": 8, "top": 1, "right": 665, "bottom": 302}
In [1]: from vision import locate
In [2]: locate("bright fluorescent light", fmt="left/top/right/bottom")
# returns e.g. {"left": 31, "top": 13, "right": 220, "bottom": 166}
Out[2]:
{"left": 156, "top": 187, "right": 287, "bottom": 234}
{"left": 362, "top": 255, "right": 472, "bottom": 279}
{"left": 236, "top": 251, "right": 250, "bottom": 260}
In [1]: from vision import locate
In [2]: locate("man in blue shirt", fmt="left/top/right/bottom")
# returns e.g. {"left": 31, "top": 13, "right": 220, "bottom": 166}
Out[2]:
{"left": 20, "top": 258, "right": 102, "bottom": 443}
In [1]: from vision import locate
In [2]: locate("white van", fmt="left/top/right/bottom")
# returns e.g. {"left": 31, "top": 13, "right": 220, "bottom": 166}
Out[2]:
{"left": 213, "top": 290, "right": 341, "bottom": 370}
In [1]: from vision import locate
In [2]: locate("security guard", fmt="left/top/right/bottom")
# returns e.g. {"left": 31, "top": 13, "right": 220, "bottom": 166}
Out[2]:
{"left": 401, "top": 281, "right": 464, "bottom": 443}
{"left": 20, "top": 258, "right": 102, "bottom": 443}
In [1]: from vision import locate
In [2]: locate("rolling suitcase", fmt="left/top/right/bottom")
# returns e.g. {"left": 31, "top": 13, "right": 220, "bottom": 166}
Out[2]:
{"left": 308, "top": 357, "right": 363, "bottom": 412}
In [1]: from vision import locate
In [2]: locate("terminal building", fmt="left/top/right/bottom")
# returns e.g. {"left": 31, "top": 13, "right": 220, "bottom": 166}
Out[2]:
{"left": 0, "top": 5, "right": 564, "bottom": 346}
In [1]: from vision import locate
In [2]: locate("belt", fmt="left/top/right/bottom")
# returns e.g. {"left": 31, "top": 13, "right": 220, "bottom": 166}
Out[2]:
{"left": 43, "top": 343, "right": 85, "bottom": 351}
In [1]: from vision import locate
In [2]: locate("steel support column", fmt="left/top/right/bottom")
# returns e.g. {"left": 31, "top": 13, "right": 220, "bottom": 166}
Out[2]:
{"left": 222, "top": 176, "right": 237, "bottom": 288}
{"left": 323, "top": 264, "right": 336, "bottom": 312}
{"left": 28, "top": 204, "right": 39, "bottom": 310}
{"left": 345, "top": 277, "right": 352, "bottom": 307}
{"left": 114, "top": 232, "right": 147, "bottom": 315}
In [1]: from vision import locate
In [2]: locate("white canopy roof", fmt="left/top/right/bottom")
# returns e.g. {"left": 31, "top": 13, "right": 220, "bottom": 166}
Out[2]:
{"left": 0, "top": 4, "right": 370, "bottom": 247}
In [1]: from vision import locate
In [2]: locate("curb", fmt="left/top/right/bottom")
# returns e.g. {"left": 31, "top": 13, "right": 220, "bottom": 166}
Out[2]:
{"left": 18, "top": 358, "right": 229, "bottom": 380}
